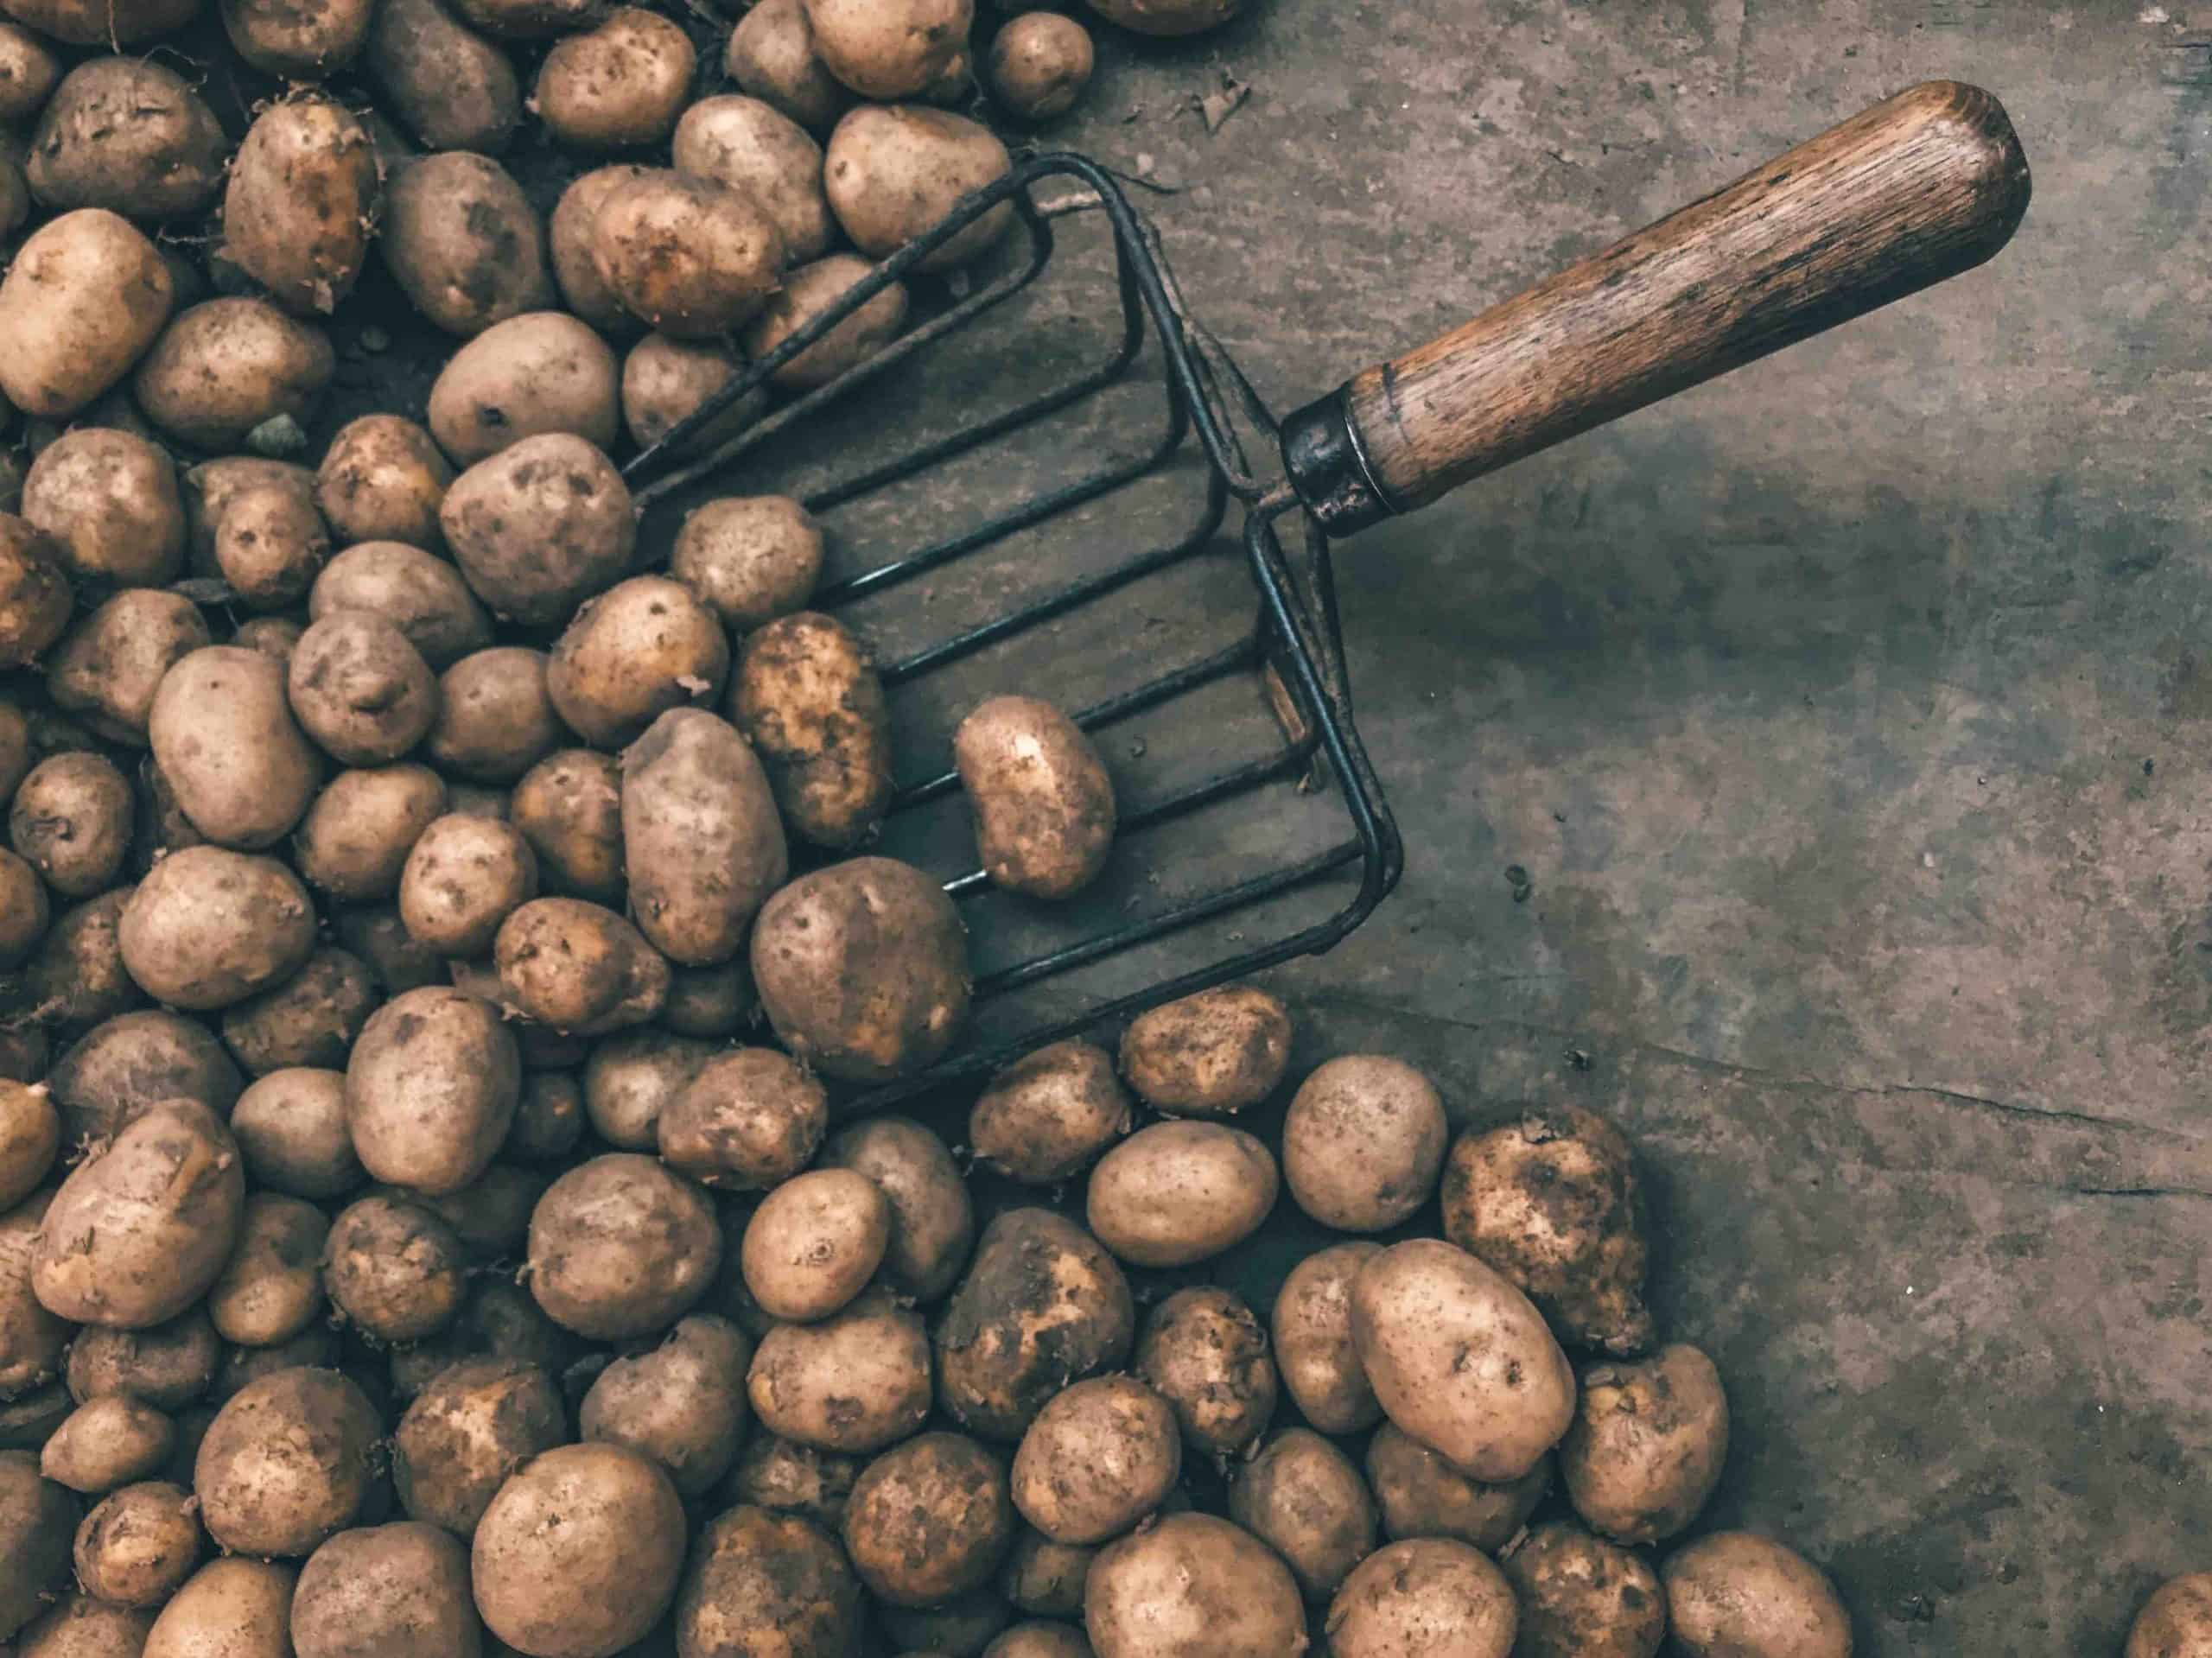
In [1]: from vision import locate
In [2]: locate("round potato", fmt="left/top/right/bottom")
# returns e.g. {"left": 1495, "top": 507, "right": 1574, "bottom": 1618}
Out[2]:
{"left": 118, "top": 846, "right": 315, "bottom": 1010}
{"left": 391, "top": 1358, "right": 563, "bottom": 1539}
{"left": 0, "top": 209, "right": 172, "bottom": 421}
{"left": 10, "top": 752, "right": 130, "bottom": 898}
{"left": 727, "top": 0, "right": 848, "bottom": 131}
{"left": 620, "top": 331, "right": 765, "bottom": 454}
{"left": 0, "top": 1078, "right": 57, "bottom": 1209}
{"left": 473, "top": 1444, "right": 684, "bottom": 1657}
{"left": 144, "top": 1558, "right": 299, "bottom": 1658}
{"left": 752, "top": 857, "right": 970, "bottom": 1083}
{"left": 182, "top": 458, "right": 311, "bottom": 567}
{"left": 741, "top": 1168, "right": 890, "bottom": 1324}
{"left": 1325, "top": 1539, "right": 1514, "bottom": 1658}
{"left": 747, "top": 1287, "right": 930, "bottom": 1454}
{"left": 1, "top": 1196, "right": 70, "bottom": 1401}
{"left": 295, "top": 765, "right": 445, "bottom": 902}
{"left": 365, "top": 0, "right": 522, "bottom": 155}
{"left": 424, "top": 649, "right": 563, "bottom": 784}
{"left": 221, "top": 100, "right": 379, "bottom": 316}
{"left": 1499, "top": 1521, "right": 1665, "bottom": 1658}
{"left": 510, "top": 748, "right": 623, "bottom": 903}
{"left": 670, "top": 496, "right": 823, "bottom": 632}
{"left": 936, "top": 1208, "right": 1135, "bottom": 1442}
{"left": 73, "top": 1479, "right": 203, "bottom": 1607}
{"left": 221, "top": 0, "right": 373, "bottom": 76}
{"left": 214, "top": 485, "right": 333, "bottom": 611}
{"left": 291, "top": 1521, "right": 478, "bottom": 1658}
{"left": 1085, "top": 1513, "right": 1307, "bottom": 1658}
{"left": 676, "top": 96, "right": 834, "bottom": 263}
{"left": 346, "top": 985, "right": 521, "bottom": 1195}
{"left": 288, "top": 610, "right": 437, "bottom": 766}
{"left": 41, "top": 1393, "right": 174, "bottom": 1493}
{"left": 805, "top": 0, "right": 969, "bottom": 98}
{"left": 656, "top": 1049, "right": 823, "bottom": 1194}
{"left": 1012, "top": 1375, "right": 1177, "bottom": 1547}
{"left": 822, "top": 1115, "right": 972, "bottom": 1302}
{"left": 823, "top": 105, "right": 1012, "bottom": 272}
{"left": 22, "top": 427, "right": 182, "bottom": 587}
{"left": 1002, "top": 1528, "right": 1093, "bottom": 1619}
{"left": 548, "top": 166, "right": 649, "bottom": 334}
{"left": 550, "top": 582, "right": 729, "bottom": 753}
{"left": 533, "top": 8, "right": 695, "bottom": 150}
{"left": 427, "top": 313, "right": 621, "bottom": 467}
{"left": 619, "top": 708, "right": 785, "bottom": 964}
{"left": 398, "top": 814, "right": 537, "bottom": 958}
{"left": 844, "top": 1431, "right": 1012, "bottom": 1607}
{"left": 1441, "top": 1104, "right": 1655, "bottom": 1357}
{"left": 722, "top": 1433, "right": 858, "bottom": 1529}
{"left": 135, "top": 298, "right": 334, "bottom": 453}
{"left": 27, "top": 60, "right": 224, "bottom": 221}
{"left": 1366, "top": 1420, "right": 1549, "bottom": 1552}
{"left": 972, "top": 1039, "right": 1133, "bottom": 1185}
{"left": 1351, "top": 1239, "right": 1575, "bottom": 1484}
{"left": 1118, "top": 984, "right": 1291, "bottom": 1115}
{"left": 494, "top": 897, "right": 670, "bottom": 1035}
{"left": 45, "top": 1008, "right": 242, "bottom": 1147}
{"left": 0, "top": 515, "right": 71, "bottom": 668}
{"left": 322, "top": 1194, "right": 464, "bottom": 1344}
{"left": 309, "top": 543, "right": 490, "bottom": 670}
{"left": 207, "top": 1194, "right": 328, "bottom": 1347}
{"left": 315, "top": 416, "right": 450, "bottom": 550}
{"left": 0, "top": 22, "right": 57, "bottom": 122}
{"left": 23, "top": 889, "right": 141, "bottom": 1033}
{"left": 990, "top": 13, "right": 1092, "bottom": 119}
{"left": 590, "top": 169, "right": 785, "bottom": 340}
{"left": 1282, "top": 1056, "right": 1447, "bottom": 1233}
{"left": 1133, "top": 1286, "right": 1275, "bottom": 1458}
{"left": 227, "top": 1069, "right": 360, "bottom": 1200}
{"left": 676, "top": 1504, "right": 861, "bottom": 1658}
{"left": 0, "top": 852, "right": 46, "bottom": 969}
{"left": 1082, "top": 0, "right": 1237, "bottom": 35}
{"left": 526, "top": 1153, "right": 719, "bottom": 1339}
{"left": 1560, "top": 1344, "right": 1728, "bottom": 1546}
{"left": 441, "top": 435, "right": 633, "bottom": 627}
{"left": 1230, "top": 1428, "right": 1376, "bottom": 1602}
{"left": 194, "top": 1367, "right": 380, "bottom": 1557}
{"left": 149, "top": 645, "right": 321, "bottom": 849}
{"left": 63, "top": 1309, "right": 219, "bottom": 1409}
{"left": 381, "top": 153, "right": 554, "bottom": 339}
{"left": 1085, "top": 1121, "right": 1277, "bottom": 1268}
{"left": 729, "top": 612, "right": 892, "bottom": 850}
{"left": 1662, "top": 1532, "right": 1851, "bottom": 1658}
{"left": 580, "top": 1313, "right": 750, "bottom": 1495}
{"left": 742, "top": 251, "right": 908, "bottom": 392}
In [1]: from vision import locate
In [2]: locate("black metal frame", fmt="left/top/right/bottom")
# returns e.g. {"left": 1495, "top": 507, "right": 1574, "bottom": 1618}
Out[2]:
{"left": 625, "top": 154, "right": 1405, "bottom": 1109}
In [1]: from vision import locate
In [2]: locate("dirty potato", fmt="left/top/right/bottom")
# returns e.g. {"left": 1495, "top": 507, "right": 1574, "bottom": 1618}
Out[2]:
{"left": 728, "top": 613, "right": 893, "bottom": 850}
{"left": 525, "top": 1153, "right": 720, "bottom": 1338}
{"left": 315, "top": 416, "right": 451, "bottom": 549}
{"left": 227, "top": 1068, "right": 360, "bottom": 1200}
{"left": 322, "top": 1194, "right": 466, "bottom": 1344}
{"left": 426, "top": 648, "right": 563, "bottom": 783}
{"left": 805, "top": 0, "right": 970, "bottom": 98}
{"left": 1662, "top": 1532, "right": 1851, "bottom": 1658}
{"left": 844, "top": 1431, "right": 1013, "bottom": 1607}
{"left": 1282, "top": 1056, "right": 1448, "bottom": 1233}
{"left": 73, "top": 1480, "right": 204, "bottom": 1608}
{"left": 1560, "top": 1344, "right": 1728, "bottom": 1546}
{"left": 0, "top": 22, "right": 56, "bottom": 122}
{"left": 822, "top": 1115, "right": 973, "bottom": 1302}
{"left": 670, "top": 495, "right": 823, "bottom": 632}
{"left": 574, "top": 1030, "right": 706, "bottom": 1152}
{"left": 533, "top": 7, "right": 695, "bottom": 149}
{"left": 990, "top": 12, "right": 1093, "bottom": 119}
{"left": 118, "top": 847, "right": 317, "bottom": 1010}
{"left": 289, "top": 1521, "right": 479, "bottom": 1658}
{"left": 0, "top": 848, "right": 45, "bottom": 969}
{"left": 143, "top": 1558, "right": 300, "bottom": 1658}
{"left": 0, "top": 517, "right": 71, "bottom": 667}
{"left": 0, "top": 209, "right": 173, "bottom": 420}
{"left": 721, "top": 1435, "right": 858, "bottom": 1530}
{"left": 44, "top": 1007, "right": 242, "bottom": 1145}
{"left": 309, "top": 543, "right": 491, "bottom": 670}
{"left": 398, "top": 813, "right": 538, "bottom": 958}
{"left": 511, "top": 748, "right": 624, "bottom": 903}
{"left": 590, "top": 168, "right": 786, "bottom": 339}
{"left": 22, "top": 890, "right": 139, "bottom": 1033}
{"left": 1230, "top": 1429, "right": 1376, "bottom": 1603}
{"left": 620, "top": 331, "right": 765, "bottom": 454}
{"left": 134, "top": 300, "right": 334, "bottom": 454}
{"left": 1498, "top": 1521, "right": 1666, "bottom": 1658}
{"left": 580, "top": 1313, "right": 751, "bottom": 1496}
{"left": 365, "top": 0, "right": 522, "bottom": 154}
{"left": 1084, "top": 1513, "right": 1308, "bottom": 1658}
{"left": 1366, "top": 1421, "right": 1549, "bottom": 1552}
{"left": 427, "top": 313, "right": 621, "bottom": 466}
{"left": 391, "top": 1357, "right": 564, "bottom": 1538}
{"left": 1086, "top": 1121, "right": 1278, "bottom": 1268}
{"left": 287, "top": 611, "right": 438, "bottom": 766}
{"left": 658, "top": 1046, "right": 826, "bottom": 1189}
{"left": 221, "top": 99, "right": 379, "bottom": 316}
{"left": 742, "top": 252, "right": 909, "bottom": 391}
{"left": 346, "top": 985, "right": 521, "bottom": 1194}
{"left": 213, "top": 486, "right": 332, "bottom": 611}
{"left": 1325, "top": 1539, "right": 1516, "bottom": 1658}
{"left": 1002, "top": 1528, "right": 1094, "bottom": 1619}
{"left": 206, "top": 1194, "right": 328, "bottom": 1347}
{"left": 727, "top": 0, "right": 849, "bottom": 131}
{"left": 1118, "top": 984, "right": 1292, "bottom": 1116}
{"left": 65, "top": 1313, "right": 221, "bottom": 1409}
{"left": 969, "top": 1039, "right": 1132, "bottom": 1186}
{"left": 1133, "top": 1286, "right": 1275, "bottom": 1458}
{"left": 22, "top": 428, "right": 182, "bottom": 587}
{"left": 1012, "top": 1376, "right": 1178, "bottom": 1546}
{"left": 41, "top": 1393, "right": 174, "bottom": 1493}
{"left": 193, "top": 1367, "right": 380, "bottom": 1556}
{"left": 0, "top": 1078, "right": 57, "bottom": 1210}
{"left": 221, "top": 0, "right": 375, "bottom": 77}
{"left": 548, "top": 165, "right": 650, "bottom": 334}
{"left": 1083, "top": 0, "right": 1239, "bottom": 34}
{"left": 10, "top": 752, "right": 130, "bottom": 897}
{"left": 1, "top": 1195, "right": 70, "bottom": 1400}
{"left": 381, "top": 152, "right": 555, "bottom": 338}
{"left": 676, "top": 1504, "right": 862, "bottom": 1658}
{"left": 47, "top": 593, "right": 207, "bottom": 748}
{"left": 747, "top": 1288, "right": 931, "bottom": 1454}
{"left": 823, "top": 105, "right": 1012, "bottom": 271}
{"left": 741, "top": 1167, "right": 891, "bottom": 1323}
{"left": 676, "top": 95, "right": 834, "bottom": 263}
{"left": 442, "top": 435, "right": 634, "bottom": 627}
{"left": 149, "top": 645, "right": 321, "bottom": 848}
{"left": 620, "top": 708, "right": 785, "bottom": 964}
{"left": 494, "top": 897, "right": 671, "bottom": 1034}
{"left": 27, "top": 60, "right": 226, "bottom": 220}
{"left": 295, "top": 765, "right": 446, "bottom": 902}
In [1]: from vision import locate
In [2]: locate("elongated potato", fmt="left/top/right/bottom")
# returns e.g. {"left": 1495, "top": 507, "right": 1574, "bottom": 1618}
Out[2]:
{"left": 427, "top": 312, "right": 620, "bottom": 466}
{"left": 1560, "top": 1344, "right": 1728, "bottom": 1546}
{"left": 118, "top": 847, "right": 315, "bottom": 1011}
{"left": 27, "top": 60, "right": 225, "bottom": 220}
{"left": 1230, "top": 1429, "right": 1376, "bottom": 1602}
{"left": 730, "top": 612, "right": 893, "bottom": 850}
{"left": 526, "top": 1153, "right": 719, "bottom": 1338}
{"left": 1133, "top": 1286, "right": 1274, "bottom": 1458}
{"left": 677, "top": 1505, "right": 862, "bottom": 1658}
{"left": 22, "top": 428, "right": 182, "bottom": 587}
{"left": 511, "top": 749, "right": 623, "bottom": 902}
{"left": 33, "top": 1100, "right": 244, "bottom": 1328}
{"left": 747, "top": 1287, "right": 931, "bottom": 1454}
{"left": 0, "top": 209, "right": 171, "bottom": 419}
{"left": 315, "top": 416, "right": 451, "bottom": 550}
{"left": 1119, "top": 984, "right": 1291, "bottom": 1116}
{"left": 620, "top": 709, "right": 785, "bottom": 965}
{"left": 207, "top": 1193, "right": 327, "bottom": 1347}
{"left": 805, "top": 0, "right": 970, "bottom": 98}
{"left": 534, "top": 8, "right": 694, "bottom": 149}
{"left": 1325, "top": 1539, "right": 1515, "bottom": 1658}
{"left": 1366, "top": 1421, "right": 1549, "bottom": 1552}
{"left": 346, "top": 985, "right": 520, "bottom": 1195}
{"left": 675, "top": 95, "right": 834, "bottom": 263}
{"left": 441, "top": 435, "right": 632, "bottom": 626}
{"left": 149, "top": 646, "right": 321, "bottom": 849}
{"left": 495, "top": 897, "right": 670, "bottom": 1035}
{"left": 381, "top": 153, "right": 553, "bottom": 339}
{"left": 1499, "top": 1522, "right": 1665, "bottom": 1658}
{"left": 1085, "top": 1513, "right": 1308, "bottom": 1658}
{"left": 310, "top": 542, "right": 490, "bottom": 670}
{"left": 549, "top": 166, "right": 648, "bottom": 334}
{"left": 844, "top": 1431, "right": 1012, "bottom": 1607}
{"left": 822, "top": 1115, "right": 973, "bottom": 1302}
{"left": 591, "top": 169, "right": 785, "bottom": 340}
{"left": 222, "top": 100, "right": 379, "bottom": 316}
{"left": 824, "top": 105, "right": 1012, "bottom": 271}
{"left": 0, "top": 515, "right": 71, "bottom": 666}
{"left": 222, "top": 0, "right": 374, "bottom": 76}
{"left": 742, "top": 252, "right": 908, "bottom": 391}
{"left": 1662, "top": 1533, "right": 1851, "bottom": 1658}
{"left": 1086, "top": 1121, "right": 1277, "bottom": 1268}
{"left": 366, "top": 0, "right": 522, "bottom": 154}
{"left": 1351, "top": 1239, "right": 1575, "bottom": 1483}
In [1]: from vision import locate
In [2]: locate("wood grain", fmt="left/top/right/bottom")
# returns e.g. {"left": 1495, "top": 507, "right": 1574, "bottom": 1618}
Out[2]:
{"left": 1344, "top": 80, "right": 2031, "bottom": 511}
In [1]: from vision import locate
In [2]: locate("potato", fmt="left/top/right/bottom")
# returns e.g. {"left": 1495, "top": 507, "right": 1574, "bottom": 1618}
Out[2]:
{"left": 0, "top": 1448, "right": 76, "bottom": 1641}
{"left": 0, "top": 22, "right": 55, "bottom": 122}
{"left": 936, "top": 1209, "right": 1134, "bottom": 1442}
{"left": 667, "top": 500, "right": 816, "bottom": 635}
{"left": 577, "top": 1030, "right": 708, "bottom": 1150}
{"left": 149, "top": 646, "right": 321, "bottom": 849}
{"left": 726, "top": 0, "right": 846, "bottom": 132}
{"left": 966, "top": 1039, "right": 1126, "bottom": 1185}
{"left": 740, "top": 1168, "right": 889, "bottom": 1324}
{"left": 0, "top": 1080, "right": 56, "bottom": 1210}
{"left": 880, "top": 1591, "right": 1012, "bottom": 1657}
{"left": 1441, "top": 1105, "right": 1655, "bottom": 1357}
{"left": 118, "top": 846, "right": 315, "bottom": 1011}
{"left": 1324, "top": 1539, "right": 1514, "bottom": 1658}
{"left": 207, "top": 1194, "right": 327, "bottom": 1348}
{"left": 747, "top": 1286, "right": 931, "bottom": 1455}
{"left": 310, "top": 544, "right": 491, "bottom": 671}
{"left": 534, "top": 9, "right": 694, "bottom": 149}
{"left": 1, "top": 1195, "right": 70, "bottom": 1401}
{"left": 64, "top": 1311, "right": 218, "bottom": 1411}
{"left": 1559, "top": 1344, "right": 1727, "bottom": 1547}
{"left": 727, "top": 613, "right": 890, "bottom": 849}
{"left": 182, "top": 458, "right": 311, "bottom": 566}
{"left": 366, "top": 0, "right": 522, "bottom": 155}
{"left": 346, "top": 986, "right": 521, "bottom": 1195}
{"left": 674, "top": 96, "right": 833, "bottom": 264}
{"left": 214, "top": 486, "right": 332, "bottom": 612}
{"left": 1351, "top": 1239, "right": 1574, "bottom": 1484}
{"left": 824, "top": 106, "right": 1012, "bottom": 272}
{"left": 722, "top": 1433, "right": 858, "bottom": 1528}
{"left": 580, "top": 1314, "right": 749, "bottom": 1495}
{"left": 675, "top": 1505, "right": 861, "bottom": 1658}
{"left": 44, "top": 1007, "right": 241, "bottom": 1147}
{"left": 287, "top": 610, "right": 438, "bottom": 767}
{"left": 387, "top": 1278, "right": 575, "bottom": 1403}
{"left": 0, "top": 1026, "right": 48, "bottom": 1087}
{"left": 296, "top": 765, "right": 445, "bottom": 902}
{"left": 1008, "top": 1376, "right": 1176, "bottom": 1547}
{"left": 144, "top": 1558, "right": 298, "bottom": 1658}
{"left": 0, "top": 516, "right": 70, "bottom": 666}
{"left": 822, "top": 1115, "right": 972, "bottom": 1302}
{"left": 985, "top": 1625, "right": 1090, "bottom": 1658}
{"left": 1662, "top": 1533, "right": 1850, "bottom": 1658}
{"left": 0, "top": 863, "right": 38, "bottom": 975}
{"left": 427, "top": 312, "right": 621, "bottom": 470}
{"left": 207, "top": 1326, "right": 341, "bottom": 1407}
{"left": 2134, "top": 1579, "right": 2212, "bottom": 1658}
{"left": 0, "top": 210, "right": 171, "bottom": 420}
{"left": 10, "top": 753, "right": 129, "bottom": 897}
{"left": 591, "top": 170, "right": 785, "bottom": 340}
{"left": 1281, "top": 1056, "right": 1446, "bottom": 1233}
{"left": 73, "top": 1479, "right": 202, "bottom": 1607}
{"left": 222, "top": 1070, "right": 354, "bottom": 1202}
{"left": 753, "top": 857, "right": 969, "bottom": 1083}
{"left": 332, "top": 909, "right": 441, "bottom": 1001}
{"left": 231, "top": 616, "right": 306, "bottom": 660}
{"left": 509, "top": 749, "right": 622, "bottom": 903}
{"left": 442, "top": 435, "right": 632, "bottom": 628}
{"left": 1231, "top": 1430, "right": 1376, "bottom": 1604}
{"left": 495, "top": 898, "right": 670, "bottom": 1035}
{"left": 41, "top": 1394, "right": 173, "bottom": 1493}
{"left": 1085, "top": 1121, "right": 1276, "bottom": 1268}
{"left": 15, "top": 1592, "right": 156, "bottom": 1655}
{"left": 473, "top": 1443, "right": 685, "bottom": 1658}
{"left": 1118, "top": 985, "right": 1291, "bottom": 1116}
{"left": 24, "top": 890, "right": 140, "bottom": 1033}
{"left": 405, "top": 1162, "right": 544, "bottom": 1266}
{"left": 222, "top": 101, "right": 378, "bottom": 317}
{"left": 1365, "top": 1420, "right": 1548, "bottom": 1552}
{"left": 618, "top": 709, "right": 784, "bottom": 969}
{"left": 619, "top": 332, "right": 765, "bottom": 454}
{"left": 25, "top": 60, "right": 222, "bottom": 223}
{"left": 0, "top": 1377, "right": 71, "bottom": 1453}
{"left": 547, "top": 167, "right": 648, "bottom": 335}
{"left": 805, "top": 0, "right": 969, "bottom": 98}
{"left": 321, "top": 1194, "right": 464, "bottom": 1344}
{"left": 990, "top": 13, "right": 1092, "bottom": 119}
{"left": 389, "top": 1359, "right": 563, "bottom": 1540}
{"left": 130, "top": 753, "right": 205, "bottom": 875}
{"left": 395, "top": 814, "right": 537, "bottom": 960}
{"left": 218, "top": 0, "right": 367, "bottom": 74}
{"left": 1082, "top": 0, "right": 1236, "bottom": 34}
{"left": 0, "top": 696, "right": 29, "bottom": 797}
{"left": 526, "top": 1153, "right": 719, "bottom": 1339}
{"left": 1085, "top": 1513, "right": 1306, "bottom": 1658}
{"left": 1132, "top": 1286, "right": 1274, "bottom": 1458}
{"left": 1497, "top": 1522, "right": 1663, "bottom": 1658}
{"left": 843, "top": 1431, "right": 1011, "bottom": 1607}
{"left": 382, "top": 154, "right": 554, "bottom": 340}
{"left": 22, "top": 429, "right": 182, "bottom": 587}
{"left": 129, "top": 300, "right": 331, "bottom": 457}
{"left": 449, "top": 0, "right": 599, "bottom": 35}
{"left": 742, "top": 253, "right": 909, "bottom": 395}
{"left": 315, "top": 417, "right": 450, "bottom": 550}
{"left": 291, "top": 1521, "right": 478, "bottom": 1658}
{"left": 1001, "top": 1530, "right": 1094, "bottom": 1620}
{"left": 194, "top": 1367, "right": 379, "bottom": 1557}
{"left": 417, "top": 658, "right": 556, "bottom": 791}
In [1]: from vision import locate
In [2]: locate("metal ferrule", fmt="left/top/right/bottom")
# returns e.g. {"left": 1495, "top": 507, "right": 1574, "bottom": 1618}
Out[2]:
{"left": 1281, "top": 386, "right": 1397, "bottom": 536}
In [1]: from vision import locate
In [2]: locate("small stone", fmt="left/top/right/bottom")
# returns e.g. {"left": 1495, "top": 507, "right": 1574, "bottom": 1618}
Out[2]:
{"left": 244, "top": 414, "right": 308, "bottom": 458}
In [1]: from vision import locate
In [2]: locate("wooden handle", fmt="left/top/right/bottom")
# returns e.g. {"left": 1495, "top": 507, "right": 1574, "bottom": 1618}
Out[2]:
{"left": 1283, "top": 81, "right": 2030, "bottom": 531}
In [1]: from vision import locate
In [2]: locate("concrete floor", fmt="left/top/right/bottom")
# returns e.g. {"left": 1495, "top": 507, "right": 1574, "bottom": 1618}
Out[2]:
{"left": 1019, "top": 3, "right": 2211, "bottom": 1652}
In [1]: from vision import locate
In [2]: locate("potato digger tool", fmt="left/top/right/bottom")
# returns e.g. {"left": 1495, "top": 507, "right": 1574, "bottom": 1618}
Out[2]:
{"left": 624, "top": 79, "right": 2031, "bottom": 1109}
